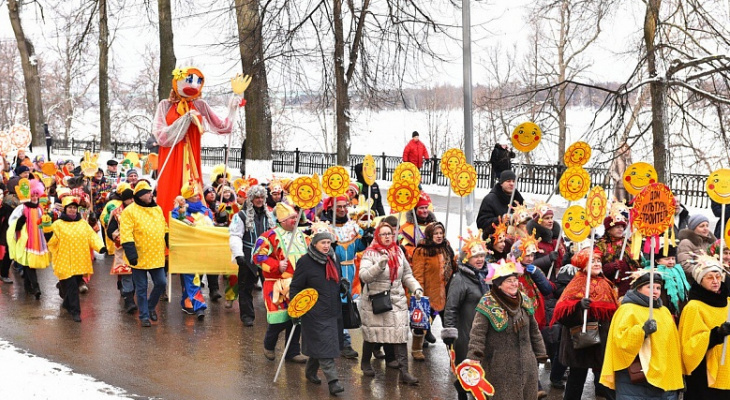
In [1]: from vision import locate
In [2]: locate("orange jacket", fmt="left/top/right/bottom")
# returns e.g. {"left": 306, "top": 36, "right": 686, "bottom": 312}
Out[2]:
{"left": 410, "top": 247, "right": 455, "bottom": 311}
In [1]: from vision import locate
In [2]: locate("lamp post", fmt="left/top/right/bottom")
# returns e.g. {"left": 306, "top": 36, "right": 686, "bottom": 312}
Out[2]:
{"left": 462, "top": 0, "right": 475, "bottom": 223}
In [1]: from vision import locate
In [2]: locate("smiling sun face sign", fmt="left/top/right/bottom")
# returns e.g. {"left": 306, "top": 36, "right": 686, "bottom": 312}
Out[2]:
{"left": 623, "top": 162, "right": 658, "bottom": 196}
{"left": 564, "top": 141, "right": 592, "bottom": 167}
{"left": 511, "top": 122, "right": 542, "bottom": 152}
{"left": 289, "top": 174, "right": 322, "bottom": 209}
{"left": 387, "top": 180, "right": 420, "bottom": 212}
{"left": 450, "top": 163, "right": 477, "bottom": 197}
{"left": 362, "top": 155, "right": 377, "bottom": 186}
{"left": 393, "top": 162, "right": 421, "bottom": 185}
{"left": 440, "top": 148, "right": 466, "bottom": 179}
{"left": 562, "top": 205, "right": 590, "bottom": 242}
{"left": 559, "top": 167, "right": 591, "bottom": 201}
{"left": 707, "top": 169, "right": 730, "bottom": 204}
{"left": 322, "top": 166, "right": 350, "bottom": 197}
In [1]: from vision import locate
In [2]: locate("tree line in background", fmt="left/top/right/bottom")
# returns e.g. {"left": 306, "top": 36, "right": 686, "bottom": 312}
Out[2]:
{"left": 3, "top": 0, "right": 730, "bottom": 183}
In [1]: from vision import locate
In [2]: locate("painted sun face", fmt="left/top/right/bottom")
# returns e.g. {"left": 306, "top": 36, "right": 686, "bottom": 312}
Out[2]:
{"left": 459, "top": 365, "right": 481, "bottom": 387}
{"left": 393, "top": 162, "right": 421, "bottom": 185}
{"left": 707, "top": 169, "right": 730, "bottom": 204}
{"left": 289, "top": 174, "right": 322, "bottom": 209}
{"left": 623, "top": 162, "right": 657, "bottom": 196}
{"left": 559, "top": 167, "right": 591, "bottom": 201}
{"left": 564, "top": 141, "right": 592, "bottom": 167}
{"left": 362, "top": 155, "right": 377, "bottom": 185}
{"left": 322, "top": 166, "right": 349, "bottom": 197}
{"left": 440, "top": 148, "right": 466, "bottom": 179}
{"left": 585, "top": 186, "right": 607, "bottom": 228}
{"left": 562, "top": 205, "right": 590, "bottom": 242}
{"left": 387, "top": 180, "right": 420, "bottom": 212}
{"left": 450, "top": 163, "right": 477, "bottom": 197}
{"left": 511, "top": 122, "right": 542, "bottom": 152}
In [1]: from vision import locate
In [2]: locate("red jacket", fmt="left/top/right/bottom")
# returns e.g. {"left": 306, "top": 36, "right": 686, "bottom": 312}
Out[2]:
{"left": 402, "top": 139, "right": 429, "bottom": 168}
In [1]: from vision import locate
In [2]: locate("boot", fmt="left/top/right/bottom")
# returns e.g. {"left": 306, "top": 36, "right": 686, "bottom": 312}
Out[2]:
{"left": 411, "top": 333, "right": 425, "bottom": 361}
{"left": 328, "top": 380, "right": 344, "bottom": 396}
{"left": 425, "top": 329, "right": 437, "bottom": 344}
{"left": 123, "top": 292, "right": 138, "bottom": 314}
{"left": 396, "top": 344, "right": 419, "bottom": 385}
{"left": 360, "top": 341, "right": 375, "bottom": 377}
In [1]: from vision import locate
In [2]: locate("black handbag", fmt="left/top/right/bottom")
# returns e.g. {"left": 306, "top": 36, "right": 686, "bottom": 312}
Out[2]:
{"left": 368, "top": 284, "right": 393, "bottom": 315}
{"left": 569, "top": 322, "right": 601, "bottom": 349}
{"left": 342, "top": 291, "right": 361, "bottom": 329}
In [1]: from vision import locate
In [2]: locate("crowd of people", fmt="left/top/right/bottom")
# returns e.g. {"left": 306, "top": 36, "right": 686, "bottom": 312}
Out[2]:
{"left": 5, "top": 145, "right": 730, "bottom": 399}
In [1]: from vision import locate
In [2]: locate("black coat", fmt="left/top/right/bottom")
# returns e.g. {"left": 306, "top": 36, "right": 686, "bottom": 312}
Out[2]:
{"left": 712, "top": 200, "right": 730, "bottom": 239}
{"left": 443, "top": 263, "right": 487, "bottom": 364}
{"left": 489, "top": 144, "right": 515, "bottom": 172}
{"left": 290, "top": 253, "right": 344, "bottom": 359}
{"left": 354, "top": 163, "right": 385, "bottom": 216}
{"left": 476, "top": 184, "right": 524, "bottom": 239}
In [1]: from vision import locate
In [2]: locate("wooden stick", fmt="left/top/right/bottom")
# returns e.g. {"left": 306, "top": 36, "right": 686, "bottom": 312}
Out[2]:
{"left": 615, "top": 219, "right": 632, "bottom": 280}
{"left": 445, "top": 178, "right": 452, "bottom": 233}
{"left": 582, "top": 228, "right": 595, "bottom": 332}
{"left": 721, "top": 205, "right": 729, "bottom": 365}
{"left": 459, "top": 197, "right": 464, "bottom": 252}
{"left": 273, "top": 321, "right": 300, "bottom": 382}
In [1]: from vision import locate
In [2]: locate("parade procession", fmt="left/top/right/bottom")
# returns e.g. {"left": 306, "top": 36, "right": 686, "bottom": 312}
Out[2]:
{"left": 3, "top": 64, "right": 730, "bottom": 400}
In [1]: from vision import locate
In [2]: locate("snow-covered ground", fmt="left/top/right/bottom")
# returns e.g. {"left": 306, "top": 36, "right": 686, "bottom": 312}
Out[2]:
{"left": 0, "top": 340, "right": 133, "bottom": 399}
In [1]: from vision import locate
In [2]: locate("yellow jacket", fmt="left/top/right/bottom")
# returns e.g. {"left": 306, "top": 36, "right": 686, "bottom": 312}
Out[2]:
{"left": 48, "top": 219, "right": 104, "bottom": 281}
{"left": 120, "top": 203, "right": 167, "bottom": 270}
{"left": 600, "top": 303, "right": 683, "bottom": 391}
{"left": 679, "top": 298, "right": 730, "bottom": 389}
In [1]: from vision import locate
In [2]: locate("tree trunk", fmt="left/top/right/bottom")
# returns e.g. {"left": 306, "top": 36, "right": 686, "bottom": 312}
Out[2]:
{"left": 333, "top": 0, "right": 350, "bottom": 166}
{"left": 235, "top": 0, "right": 272, "bottom": 174}
{"left": 157, "top": 0, "right": 176, "bottom": 102}
{"left": 99, "top": 0, "right": 111, "bottom": 151}
{"left": 7, "top": 0, "right": 45, "bottom": 148}
{"left": 644, "top": 0, "right": 667, "bottom": 182}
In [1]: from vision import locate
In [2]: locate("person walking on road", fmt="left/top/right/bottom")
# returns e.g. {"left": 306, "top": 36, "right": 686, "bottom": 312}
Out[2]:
{"left": 120, "top": 181, "right": 168, "bottom": 328}
{"left": 402, "top": 131, "right": 429, "bottom": 169}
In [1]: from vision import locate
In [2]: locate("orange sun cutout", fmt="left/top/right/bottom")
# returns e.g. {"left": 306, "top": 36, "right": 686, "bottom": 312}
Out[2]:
{"left": 322, "top": 166, "right": 350, "bottom": 197}
{"left": 564, "top": 141, "right": 592, "bottom": 167}
{"left": 559, "top": 167, "right": 591, "bottom": 201}
{"left": 289, "top": 174, "right": 322, "bottom": 209}
{"left": 393, "top": 162, "right": 421, "bottom": 185}
{"left": 450, "top": 163, "right": 477, "bottom": 197}
{"left": 585, "top": 186, "right": 607, "bottom": 228}
{"left": 440, "top": 148, "right": 466, "bottom": 179}
{"left": 387, "top": 180, "right": 420, "bottom": 212}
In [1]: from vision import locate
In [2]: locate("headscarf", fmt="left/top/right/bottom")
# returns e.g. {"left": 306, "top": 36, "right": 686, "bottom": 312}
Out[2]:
{"left": 366, "top": 222, "right": 402, "bottom": 283}
{"left": 551, "top": 269, "right": 618, "bottom": 324}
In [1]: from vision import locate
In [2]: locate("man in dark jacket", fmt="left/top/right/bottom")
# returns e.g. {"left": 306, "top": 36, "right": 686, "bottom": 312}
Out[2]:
{"left": 711, "top": 199, "right": 730, "bottom": 240}
{"left": 354, "top": 163, "right": 385, "bottom": 216}
{"left": 489, "top": 143, "right": 515, "bottom": 185}
{"left": 476, "top": 170, "right": 523, "bottom": 240}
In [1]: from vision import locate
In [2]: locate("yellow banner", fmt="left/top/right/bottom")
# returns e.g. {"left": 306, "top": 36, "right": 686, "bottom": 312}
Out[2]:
{"left": 169, "top": 218, "right": 238, "bottom": 274}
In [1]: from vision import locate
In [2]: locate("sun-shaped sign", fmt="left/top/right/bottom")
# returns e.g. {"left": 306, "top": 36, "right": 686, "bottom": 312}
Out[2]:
{"left": 9, "top": 124, "right": 32, "bottom": 149}
{"left": 564, "top": 141, "right": 592, "bottom": 167}
{"left": 393, "top": 162, "right": 421, "bottom": 185}
{"left": 288, "top": 288, "right": 319, "bottom": 318}
{"left": 633, "top": 183, "right": 676, "bottom": 237}
{"left": 559, "top": 166, "right": 591, "bottom": 201}
{"left": 622, "top": 162, "right": 657, "bottom": 196}
{"left": 440, "top": 148, "right": 466, "bottom": 179}
{"left": 0, "top": 132, "right": 10, "bottom": 155}
{"left": 511, "top": 121, "right": 542, "bottom": 152}
{"left": 387, "top": 180, "right": 420, "bottom": 212}
{"left": 706, "top": 169, "right": 730, "bottom": 205}
{"left": 362, "top": 154, "right": 377, "bottom": 186}
{"left": 454, "top": 359, "right": 495, "bottom": 399}
{"left": 450, "top": 163, "right": 477, "bottom": 197}
{"left": 585, "top": 186, "right": 608, "bottom": 228}
{"left": 289, "top": 174, "right": 322, "bottom": 209}
{"left": 562, "top": 205, "right": 590, "bottom": 242}
{"left": 322, "top": 166, "right": 350, "bottom": 197}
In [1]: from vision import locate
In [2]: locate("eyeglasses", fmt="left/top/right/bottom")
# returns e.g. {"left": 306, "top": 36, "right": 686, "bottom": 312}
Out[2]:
{"left": 379, "top": 233, "right": 394, "bottom": 237}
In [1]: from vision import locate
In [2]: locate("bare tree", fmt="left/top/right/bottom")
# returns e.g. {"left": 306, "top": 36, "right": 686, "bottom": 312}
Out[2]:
{"left": 156, "top": 0, "right": 176, "bottom": 102}
{"left": 99, "top": 0, "right": 111, "bottom": 150}
{"left": 7, "top": 0, "right": 45, "bottom": 147}
{"left": 0, "top": 40, "right": 24, "bottom": 129}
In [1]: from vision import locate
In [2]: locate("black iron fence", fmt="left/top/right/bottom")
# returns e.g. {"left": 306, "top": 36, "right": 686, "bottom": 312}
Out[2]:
{"left": 54, "top": 141, "right": 713, "bottom": 208}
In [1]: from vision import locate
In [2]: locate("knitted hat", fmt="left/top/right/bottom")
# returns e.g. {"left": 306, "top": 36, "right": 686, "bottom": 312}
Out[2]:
{"left": 412, "top": 131, "right": 419, "bottom": 138}
{"left": 499, "top": 170, "right": 516, "bottom": 184}
{"left": 603, "top": 216, "right": 627, "bottom": 232}
{"left": 203, "top": 186, "right": 216, "bottom": 198}
{"left": 133, "top": 180, "right": 152, "bottom": 196}
{"left": 347, "top": 182, "right": 360, "bottom": 196}
{"left": 416, "top": 192, "right": 432, "bottom": 208}
{"left": 691, "top": 254, "right": 725, "bottom": 284}
{"left": 688, "top": 214, "right": 709, "bottom": 231}
{"left": 310, "top": 221, "right": 335, "bottom": 244}
{"left": 126, "top": 169, "right": 138, "bottom": 177}
{"left": 16, "top": 165, "right": 30, "bottom": 175}
{"left": 629, "top": 270, "right": 664, "bottom": 290}
{"left": 274, "top": 202, "right": 297, "bottom": 222}
{"left": 571, "top": 247, "right": 602, "bottom": 271}
{"left": 532, "top": 200, "right": 554, "bottom": 222}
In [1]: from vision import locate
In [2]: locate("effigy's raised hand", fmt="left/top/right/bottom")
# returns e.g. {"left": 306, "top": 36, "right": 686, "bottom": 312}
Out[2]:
{"left": 231, "top": 73, "right": 252, "bottom": 95}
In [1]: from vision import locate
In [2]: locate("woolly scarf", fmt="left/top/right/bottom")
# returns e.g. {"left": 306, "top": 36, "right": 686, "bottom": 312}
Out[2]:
{"left": 367, "top": 228, "right": 403, "bottom": 283}
{"left": 307, "top": 243, "right": 338, "bottom": 282}
{"left": 186, "top": 200, "right": 210, "bottom": 215}
{"left": 551, "top": 270, "right": 618, "bottom": 325}
{"left": 622, "top": 289, "right": 663, "bottom": 308}
{"left": 688, "top": 282, "right": 729, "bottom": 308}
{"left": 491, "top": 287, "right": 528, "bottom": 332}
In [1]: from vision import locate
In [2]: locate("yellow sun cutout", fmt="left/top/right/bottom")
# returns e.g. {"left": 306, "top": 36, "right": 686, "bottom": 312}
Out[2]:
{"left": 564, "top": 141, "right": 592, "bottom": 167}
{"left": 289, "top": 174, "right": 322, "bottom": 209}
{"left": 440, "top": 148, "right": 466, "bottom": 179}
{"left": 393, "top": 162, "right": 421, "bottom": 185}
{"left": 322, "top": 166, "right": 350, "bottom": 197}
{"left": 387, "top": 180, "right": 420, "bottom": 212}
{"left": 288, "top": 288, "right": 319, "bottom": 318}
{"left": 450, "top": 163, "right": 477, "bottom": 197}
{"left": 585, "top": 186, "right": 607, "bottom": 228}
{"left": 622, "top": 162, "right": 657, "bottom": 196}
{"left": 511, "top": 121, "right": 542, "bottom": 152}
{"left": 559, "top": 166, "right": 591, "bottom": 201}
{"left": 706, "top": 169, "right": 730, "bottom": 205}
{"left": 562, "top": 205, "right": 590, "bottom": 242}
{"left": 362, "top": 154, "right": 377, "bottom": 186}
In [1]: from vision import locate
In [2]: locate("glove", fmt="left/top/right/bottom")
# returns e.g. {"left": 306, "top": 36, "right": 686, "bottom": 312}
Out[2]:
{"left": 339, "top": 279, "right": 350, "bottom": 295}
{"left": 414, "top": 289, "right": 423, "bottom": 300}
{"left": 548, "top": 251, "right": 559, "bottom": 262}
{"left": 235, "top": 256, "right": 247, "bottom": 267}
{"left": 443, "top": 337, "right": 456, "bottom": 346}
{"left": 642, "top": 319, "right": 657, "bottom": 336}
{"left": 616, "top": 260, "right": 629, "bottom": 271}
{"left": 525, "top": 264, "right": 536, "bottom": 274}
{"left": 579, "top": 298, "right": 592, "bottom": 310}
{"left": 99, "top": 247, "right": 108, "bottom": 255}
{"left": 128, "top": 258, "right": 138, "bottom": 266}
{"left": 719, "top": 322, "right": 730, "bottom": 337}
{"left": 378, "top": 254, "right": 389, "bottom": 269}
